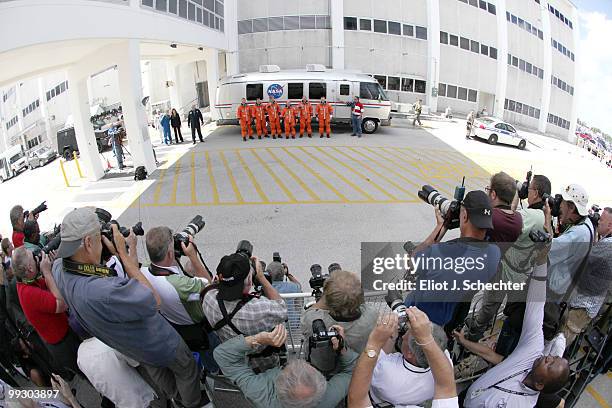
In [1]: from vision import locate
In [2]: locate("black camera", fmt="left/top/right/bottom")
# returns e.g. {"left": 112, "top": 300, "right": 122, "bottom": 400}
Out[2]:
{"left": 272, "top": 252, "right": 281, "bottom": 263}
{"left": 418, "top": 178, "right": 466, "bottom": 229}
{"left": 529, "top": 229, "right": 551, "bottom": 243}
{"left": 234, "top": 240, "right": 269, "bottom": 289}
{"left": 96, "top": 208, "right": 144, "bottom": 259}
{"left": 309, "top": 264, "right": 329, "bottom": 301}
{"left": 24, "top": 201, "right": 48, "bottom": 220}
{"left": 385, "top": 290, "right": 410, "bottom": 334}
{"left": 589, "top": 205, "right": 601, "bottom": 230}
{"left": 516, "top": 169, "right": 532, "bottom": 200}
{"left": 307, "top": 319, "right": 343, "bottom": 373}
{"left": 173, "top": 215, "right": 205, "bottom": 257}
{"left": 542, "top": 193, "right": 562, "bottom": 218}
{"left": 31, "top": 234, "right": 62, "bottom": 261}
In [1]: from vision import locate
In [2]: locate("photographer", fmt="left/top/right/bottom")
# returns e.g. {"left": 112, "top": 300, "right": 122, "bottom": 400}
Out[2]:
{"left": 301, "top": 270, "right": 378, "bottom": 353}
{"left": 141, "top": 226, "right": 212, "bottom": 347}
{"left": 12, "top": 247, "right": 80, "bottom": 379}
{"left": 214, "top": 323, "right": 358, "bottom": 408}
{"left": 486, "top": 172, "right": 522, "bottom": 251}
{"left": 10, "top": 205, "right": 32, "bottom": 248}
{"left": 201, "top": 252, "right": 287, "bottom": 372}
{"left": 269, "top": 260, "right": 301, "bottom": 294}
{"left": 348, "top": 310, "right": 458, "bottom": 408}
{"left": 52, "top": 208, "right": 205, "bottom": 408}
{"left": 23, "top": 220, "right": 46, "bottom": 252}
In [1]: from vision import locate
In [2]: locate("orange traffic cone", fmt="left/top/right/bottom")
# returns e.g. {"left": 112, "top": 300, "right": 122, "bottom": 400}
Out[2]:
{"left": 106, "top": 158, "right": 112, "bottom": 170}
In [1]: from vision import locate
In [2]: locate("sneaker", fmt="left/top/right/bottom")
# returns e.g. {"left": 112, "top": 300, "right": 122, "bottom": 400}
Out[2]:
{"left": 199, "top": 139, "right": 204, "bottom": 143}
{"left": 192, "top": 141, "right": 196, "bottom": 145}
{"left": 351, "top": 134, "right": 356, "bottom": 136}
{"left": 299, "top": 135, "right": 303, "bottom": 138}
{"left": 358, "top": 135, "right": 361, "bottom": 138}
{"left": 320, "top": 135, "right": 324, "bottom": 138}
{"left": 273, "top": 136, "right": 276, "bottom": 139}
{"left": 243, "top": 138, "right": 247, "bottom": 142}
{"left": 308, "top": 135, "right": 312, "bottom": 138}
{"left": 327, "top": 135, "right": 330, "bottom": 138}
{"left": 249, "top": 136, "right": 254, "bottom": 140}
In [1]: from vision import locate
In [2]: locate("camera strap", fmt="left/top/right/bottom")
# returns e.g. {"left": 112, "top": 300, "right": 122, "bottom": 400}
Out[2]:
{"left": 62, "top": 259, "right": 116, "bottom": 278}
{"left": 148, "top": 263, "right": 175, "bottom": 277}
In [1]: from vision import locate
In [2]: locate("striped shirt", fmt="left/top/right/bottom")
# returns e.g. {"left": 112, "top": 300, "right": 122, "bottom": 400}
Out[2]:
{"left": 352, "top": 101, "right": 364, "bottom": 116}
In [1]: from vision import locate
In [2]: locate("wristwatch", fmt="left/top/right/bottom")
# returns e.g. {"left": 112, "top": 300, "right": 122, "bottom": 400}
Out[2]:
{"left": 365, "top": 347, "right": 378, "bottom": 358}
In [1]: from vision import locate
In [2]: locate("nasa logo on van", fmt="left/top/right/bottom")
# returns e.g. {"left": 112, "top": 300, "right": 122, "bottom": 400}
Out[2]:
{"left": 267, "top": 84, "right": 283, "bottom": 99}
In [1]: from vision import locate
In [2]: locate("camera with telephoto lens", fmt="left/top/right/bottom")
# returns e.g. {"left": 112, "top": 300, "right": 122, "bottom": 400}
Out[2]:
{"left": 529, "top": 229, "right": 551, "bottom": 243}
{"left": 96, "top": 208, "right": 145, "bottom": 259}
{"left": 307, "top": 319, "right": 343, "bottom": 374}
{"left": 385, "top": 290, "right": 410, "bottom": 334}
{"left": 235, "top": 240, "right": 270, "bottom": 291}
{"left": 418, "top": 178, "right": 466, "bottom": 230}
{"left": 516, "top": 169, "right": 532, "bottom": 200}
{"left": 23, "top": 201, "right": 48, "bottom": 220}
{"left": 309, "top": 264, "right": 329, "bottom": 301}
{"left": 542, "top": 193, "right": 562, "bottom": 218}
{"left": 173, "top": 215, "right": 205, "bottom": 257}
{"left": 589, "top": 205, "right": 601, "bottom": 230}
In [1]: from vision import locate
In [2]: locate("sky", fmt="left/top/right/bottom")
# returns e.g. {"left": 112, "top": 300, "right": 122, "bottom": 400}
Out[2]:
{"left": 572, "top": 0, "right": 612, "bottom": 134}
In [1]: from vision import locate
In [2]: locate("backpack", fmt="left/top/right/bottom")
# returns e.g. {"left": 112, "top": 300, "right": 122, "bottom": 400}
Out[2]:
{"left": 134, "top": 166, "right": 147, "bottom": 180}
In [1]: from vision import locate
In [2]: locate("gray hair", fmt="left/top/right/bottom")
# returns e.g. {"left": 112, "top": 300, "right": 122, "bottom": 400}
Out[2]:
{"left": 145, "top": 226, "right": 173, "bottom": 263}
{"left": 408, "top": 323, "right": 447, "bottom": 369}
{"left": 12, "top": 247, "right": 33, "bottom": 281}
{"left": 275, "top": 360, "right": 327, "bottom": 408}
{"left": 9, "top": 205, "right": 23, "bottom": 228}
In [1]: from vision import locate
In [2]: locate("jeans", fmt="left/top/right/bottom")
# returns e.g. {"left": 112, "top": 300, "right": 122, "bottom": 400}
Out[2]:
{"left": 162, "top": 127, "right": 172, "bottom": 144}
{"left": 351, "top": 115, "right": 363, "bottom": 136}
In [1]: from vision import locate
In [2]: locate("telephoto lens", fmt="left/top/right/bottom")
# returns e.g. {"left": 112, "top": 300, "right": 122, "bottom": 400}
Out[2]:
{"left": 418, "top": 185, "right": 453, "bottom": 216}
{"left": 173, "top": 215, "right": 206, "bottom": 257}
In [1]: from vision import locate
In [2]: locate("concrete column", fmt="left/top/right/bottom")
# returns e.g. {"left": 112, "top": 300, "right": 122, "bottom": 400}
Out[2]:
{"left": 116, "top": 39, "right": 157, "bottom": 175}
{"left": 66, "top": 69, "right": 105, "bottom": 181}
{"left": 37, "top": 78, "right": 53, "bottom": 147}
{"left": 224, "top": 0, "right": 240, "bottom": 75}
{"left": 494, "top": 0, "right": 508, "bottom": 119}
{"left": 330, "top": 0, "right": 345, "bottom": 70}
{"left": 204, "top": 48, "right": 220, "bottom": 120}
{"left": 15, "top": 83, "right": 24, "bottom": 134}
{"left": 426, "top": 0, "right": 440, "bottom": 112}
{"left": 0, "top": 100, "right": 8, "bottom": 152}
{"left": 166, "top": 61, "right": 181, "bottom": 111}
{"left": 538, "top": 3, "right": 553, "bottom": 133}
{"left": 568, "top": 5, "right": 580, "bottom": 142}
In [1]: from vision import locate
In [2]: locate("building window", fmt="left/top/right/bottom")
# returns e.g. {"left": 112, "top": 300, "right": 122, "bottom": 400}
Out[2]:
{"left": 440, "top": 31, "right": 448, "bottom": 44}
{"left": 309, "top": 83, "right": 327, "bottom": 99}
{"left": 268, "top": 16, "right": 283, "bottom": 31}
{"left": 458, "top": 87, "right": 468, "bottom": 100}
{"left": 450, "top": 34, "right": 459, "bottom": 46}
{"left": 512, "top": 56, "right": 518, "bottom": 66}
{"left": 487, "top": 3, "right": 496, "bottom": 14}
{"left": 388, "top": 21, "right": 401, "bottom": 35}
{"left": 468, "top": 89, "right": 477, "bottom": 102}
{"left": 300, "top": 15, "right": 316, "bottom": 29}
{"left": 388, "top": 76, "right": 400, "bottom": 91}
{"left": 373, "top": 75, "right": 387, "bottom": 89}
{"left": 373, "top": 19, "right": 387, "bottom": 33}
{"left": 339, "top": 84, "right": 350, "bottom": 96}
{"left": 460, "top": 37, "right": 469, "bottom": 50}
{"left": 471, "top": 40, "right": 479, "bottom": 53}
{"left": 288, "top": 83, "right": 304, "bottom": 99}
{"left": 344, "top": 17, "right": 357, "bottom": 30}
{"left": 246, "top": 83, "right": 263, "bottom": 100}
{"left": 360, "top": 18, "right": 371, "bottom": 31}
{"left": 414, "top": 80, "right": 426, "bottom": 93}
{"left": 479, "top": 0, "right": 487, "bottom": 10}
{"left": 415, "top": 26, "right": 427, "bottom": 40}
{"left": 402, "top": 78, "right": 414, "bottom": 92}
{"left": 403, "top": 24, "right": 414, "bottom": 37}
{"left": 489, "top": 47, "right": 497, "bottom": 59}
{"left": 253, "top": 18, "right": 268, "bottom": 32}
{"left": 284, "top": 15, "right": 299, "bottom": 30}
{"left": 481, "top": 44, "right": 488, "bottom": 55}
{"left": 438, "top": 83, "right": 446, "bottom": 97}
{"left": 447, "top": 85, "right": 457, "bottom": 98}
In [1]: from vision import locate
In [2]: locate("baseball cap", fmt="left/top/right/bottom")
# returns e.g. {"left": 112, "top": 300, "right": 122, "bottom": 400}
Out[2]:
{"left": 561, "top": 184, "right": 589, "bottom": 216}
{"left": 56, "top": 207, "right": 100, "bottom": 258}
{"left": 216, "top": 253, "right": 251, "bottom": 300}
{"left": 462, "top": 190, "right": 493, "bottom": 229}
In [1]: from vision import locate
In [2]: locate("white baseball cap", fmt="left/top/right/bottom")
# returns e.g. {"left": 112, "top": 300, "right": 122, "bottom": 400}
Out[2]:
{"left": 561, "top": 184, "right": 589, "bottom": 216}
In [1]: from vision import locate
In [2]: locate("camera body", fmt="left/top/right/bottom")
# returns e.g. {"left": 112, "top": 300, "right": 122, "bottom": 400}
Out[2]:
{"left": 529, "top": 229, "right": 551, "bottom": 243}
{"left": 516, "top": 170, "right": 532, "bottom": 200}
{"left": 589, "top": 205, "right": 601, "bottom": 230}
{"left": 309, "top": 264, "right": 329, "bottom": 301}
{"left": 542, "top": 193, "right": 562, "bottom": 218}
{"left": 96, "top": 208, "right": 145, "bottom": 260}
{"left": 272, "top": 252, "right": 281, "bottom": 263}
{"left": 385, "top": 291, "right": 410, "bottom": 334}
{"left": 308, "top": 319, "right": 343, "bottom": 373}
{"left": 173, "top": 215, "right": 205, "bottom": 257}
{"left": 23, "top": 201, "right": 48, "bottom": 220}
{"left": 418, "top": 179, "right": 466, "bottom": 230}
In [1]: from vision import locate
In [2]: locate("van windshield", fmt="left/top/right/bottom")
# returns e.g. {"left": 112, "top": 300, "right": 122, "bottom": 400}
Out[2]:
{"left": 360, "top": 82, "right": 388, "bottom": 101}
{"left": 9, "top": 154, "right": 22, "bottom": 164}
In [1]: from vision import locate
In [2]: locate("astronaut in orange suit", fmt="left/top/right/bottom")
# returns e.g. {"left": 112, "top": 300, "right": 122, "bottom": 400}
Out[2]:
{"left": 298, "top": 97, "right": 313, "bottom": 138}
{"left": 316, "top": 96, "right": 333, "bottom": 138}
{"left": 250, "top": 98, "right": 268, "bottom": 139}
{"left": 266, "top": 97, "right": 282, "bottom": 139}
{"left": 281, "top": 102, "right": 297, "bottom": 139}
{"left": 237, "top": 98, "right": 253, "bottom": 141}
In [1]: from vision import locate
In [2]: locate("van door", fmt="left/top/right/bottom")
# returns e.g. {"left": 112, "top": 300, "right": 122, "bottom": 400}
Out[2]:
{"left": 334, "top": 82, "right": 352, "bottom": 120}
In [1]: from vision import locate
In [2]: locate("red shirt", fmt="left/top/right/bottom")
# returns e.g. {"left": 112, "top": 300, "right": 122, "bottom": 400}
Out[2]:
{"left": 488, "top": 208, "right": 523, "bottom": 254}
{"left": 12, "top": 230, "right": 24, "bottom": 248}
{"left": 352, "top": 101, "right": 365, "bottom": 117}
{"left": 17, "top": 278, "right": 68, "bottom": 344}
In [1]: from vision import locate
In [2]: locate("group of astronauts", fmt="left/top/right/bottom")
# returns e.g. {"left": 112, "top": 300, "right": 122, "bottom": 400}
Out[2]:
{"left": 236, "top": 96, "right": 334, "bottom": 141}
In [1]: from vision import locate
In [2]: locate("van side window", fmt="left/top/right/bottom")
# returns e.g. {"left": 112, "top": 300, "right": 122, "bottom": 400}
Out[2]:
{"left": 340, "top": 84, "right": 350, "bottom": 95}
{"left": 360, "top": 82, "right": 380, "bottom": 99}
{"left": 308, "top": 83, "right": 326, "bottom": 99}
{"left": 288, "top": 83, "right": 303, "bottom": 99}
{"left": 246, "top": 84, "right": 263, "bottom": 101}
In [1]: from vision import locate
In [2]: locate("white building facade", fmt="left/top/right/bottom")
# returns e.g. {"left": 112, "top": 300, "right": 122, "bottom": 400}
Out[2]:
{"left": 235, "top": 0, "right": 579, "bottom": 140}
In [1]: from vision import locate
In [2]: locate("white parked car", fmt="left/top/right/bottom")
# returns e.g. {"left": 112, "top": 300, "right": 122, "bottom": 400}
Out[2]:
{"left": 472, "top": 117, "right": 527, "bottom": 150}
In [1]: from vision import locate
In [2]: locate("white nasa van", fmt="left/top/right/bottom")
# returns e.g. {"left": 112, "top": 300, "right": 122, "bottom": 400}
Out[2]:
{"left": 215, "top": 65, "right": 392, "bottom": 134}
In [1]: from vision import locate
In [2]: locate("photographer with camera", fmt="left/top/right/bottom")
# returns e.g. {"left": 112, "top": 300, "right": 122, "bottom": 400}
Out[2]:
{"left": 10, "top": 202, "right": 47, "bottom": 249}
{"left": 348, "top": 309, "right": 458, "bottom": 408}
{"left": 201, "top": 250, "right": 287, "bottom": 372}
{"left": 11, "top": 247, "right": 81, "bottom": 379}
{"left": 268, "top": 254, "right": 301, "bottom": 294}
{"left": 302, "top": 270, "right": 378, "bottom": 354}
{"left": 52, "top": 208, "right": 206, "bottom": 408}
{"left": 214, "top": 323, "right": 358, "bottom": 408}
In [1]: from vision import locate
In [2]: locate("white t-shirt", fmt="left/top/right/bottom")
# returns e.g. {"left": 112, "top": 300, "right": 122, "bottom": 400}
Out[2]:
{"left": 365, "top": 396, "right": 458, "bottom": 408}
{"left": 370, "top": 349, "right": 453, "bottom": 407}
{"left": 543, "top": 332, "right": 566, "bottom": 357}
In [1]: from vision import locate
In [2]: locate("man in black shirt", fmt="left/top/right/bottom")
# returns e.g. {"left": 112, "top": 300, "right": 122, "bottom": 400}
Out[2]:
{"left": 187, "top": 105, "right": 204, "bottom": 144}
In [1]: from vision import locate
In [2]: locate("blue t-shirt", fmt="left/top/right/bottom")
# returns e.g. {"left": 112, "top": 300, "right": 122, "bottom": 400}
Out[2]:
{"left": 52, "top": 259, "right": 180, "bottom": 367}
{"left": 405, "top": 238, "right": 501, "bottom": 326}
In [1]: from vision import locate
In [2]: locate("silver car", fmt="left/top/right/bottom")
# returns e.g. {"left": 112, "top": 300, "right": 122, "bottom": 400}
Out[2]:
{"left": 27, "top": 147, "right": 57, "bottom": 169}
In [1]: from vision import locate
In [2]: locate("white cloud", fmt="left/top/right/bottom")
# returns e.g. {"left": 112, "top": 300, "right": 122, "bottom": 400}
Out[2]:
{"left": 577, "top": 11, "right": 612, "bottom": 134}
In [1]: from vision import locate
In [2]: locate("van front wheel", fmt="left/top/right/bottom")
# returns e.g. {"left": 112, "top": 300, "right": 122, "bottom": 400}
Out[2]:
{"left": 362, "top": 118, "right": 378, "bottom": 134}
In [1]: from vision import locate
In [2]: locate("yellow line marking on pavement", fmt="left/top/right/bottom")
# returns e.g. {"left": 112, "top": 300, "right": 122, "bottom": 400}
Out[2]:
{"left": 266, "top": 148, "right": 319, "bottom": 201}
{"left": 251, "top": 150, "right": 297, "bottom": 203}
{"left": 303, "top": 146, "right": 375, "bottom": 201}
{"left": 219, "top": 151, "right": 244, "bottom": 203}
{"left": 140, "top": 199, "right": 417, "bottom": 207}
{"left": 235, "top": 150, "right": 269, "bottom": 203}
{"left": 331, "top": 147, "right": 413, "bottom": 200}
{"left": 607, "top": 372, "right": 612, "bottom": 380}
{"left": 205, "top": 151, "right": 220, "bottom": 204}
{"left": 153, "top": 168, "right": 167, "bottom": 205}
{"left": 587, "top": 385, "right": 610, "bottom": 408}
{"left": 190, "top": 152, "right": 196, "bottom": 204}
{"left": 281, "top": 147, "right": 348, "bottom": 202}
{"left": 170, "top": 158, "right": 181, "bottom": 204}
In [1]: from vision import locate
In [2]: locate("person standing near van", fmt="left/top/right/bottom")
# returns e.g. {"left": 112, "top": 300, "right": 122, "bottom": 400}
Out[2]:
{"left": 316, "top": 97, "right": 333, "bottom": 138}
{"left": 160, "top": 110, "right": 172, "bottom": 145}
{"left": 466, "top": 110, "right": 475, "bottom": 139}
{"left": 237, "top": 98, "right": 253, "bottom": 142}
{"left": 170, "top": 109, "right": 183, "bottom": 143}
{"left": 187, "top": 105, "right": 205, "bottom": 144}
{"left": 282, "top": 102, "right": 297, "bottom": 139}
{"left": 250, "top": 98, "right": 268, "bottom": 139}
{"left": 412, "top": 99, "right": 423, "bottom": 126}
{"left": 298, "top": 97, "right": 313, "bottom": 138}
{"left": 267, "top": 97, "right": 282, "bottom": 139}
{"left": 349, "top": 96, "right": 364, "bottom": 138}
